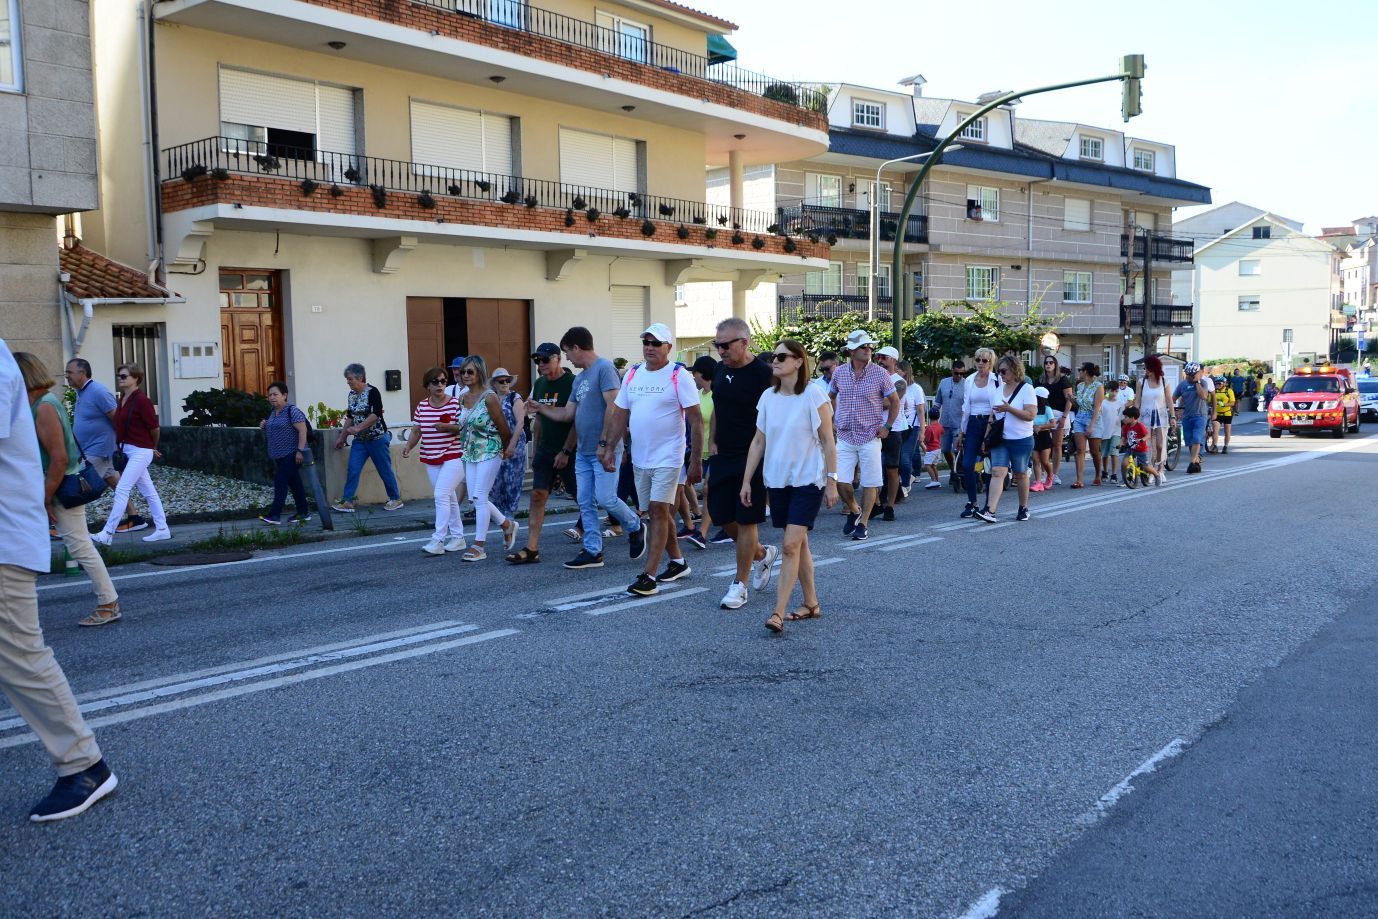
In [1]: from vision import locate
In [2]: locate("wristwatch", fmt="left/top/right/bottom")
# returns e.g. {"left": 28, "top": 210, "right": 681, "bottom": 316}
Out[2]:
{"left": 560, "top": 448, "right": 574, "bottom": 457}
{"left": 597, "top": 439, "right": 608, "bottom": 447}
{"left": 826, "top": 471, "right": 838, "bottom": 480}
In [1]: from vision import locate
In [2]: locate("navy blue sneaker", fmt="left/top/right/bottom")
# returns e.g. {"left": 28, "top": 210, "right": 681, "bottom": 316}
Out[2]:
{"left": 30, "top": 759, "right": 117, "bottom": 823}
{"left": 628, "top": 526, "right": 647, "bottom": 560}
{"left": 708, "top": 529, "right": 733, "bottom": 545}
{"left": 843, "top": 512, "right": 859, "bottom": 536}
{"left": 851, "top": 523, "right": 869, "bottom": 541}
{"left": 563, "top": 550, "right": 604, "bottom": 569}
{"left": 960, "top": 503, "right": 977, "bottom": 519}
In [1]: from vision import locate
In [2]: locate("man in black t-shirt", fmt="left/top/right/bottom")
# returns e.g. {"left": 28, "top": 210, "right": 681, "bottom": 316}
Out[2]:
{"left": 708, "top": 318, "right": 777, "bottom": 611}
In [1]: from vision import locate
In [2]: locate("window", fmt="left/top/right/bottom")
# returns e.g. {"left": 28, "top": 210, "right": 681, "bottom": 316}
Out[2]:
{"left": 489, "top": 0, "right": 526, "bottom": 28}
{"left": 966, "top": 266, "right": 998, "bottom": 301}
{"left": 112, "top": 325, "right": 164, "bottom": 411}
{"left": 674, "top": 284, "right": 686, "bottom": 305}
{"left": 853, "top": 100, "right": 884, "bottom": 129}
{"left": 805, "top": 261, "right": 843, "bottom": 296}
{"left": 912, "top": 268, "right": 925, "bottom": 304}
{"left": 1, "top": 0, "right": 22, "bottom": 92}
{"left": 1079, "top": 136, "right": 1103, "bottom": 160}
{"left": 218, "top": 68, "right": 359, "bottom": 161}
{"left": 1103, "top": 346, "right": 1116, "bottom": 375}
{"left": 805, "top": 173, "right": 841, "bottom": 207}
{"left": 857, "top": 263, "right": 892, "bottom": 298}
{"left": 966, "top": 185, "right": 1000, "bottom": 222}
{"left": 958, "top": 116, "right": 986, "bottom": 141}
{"left": 595, "top": 10, "right": 650, "bottom": 63}
{"left": 1064, "top": 197, "right": 1091, "bottom": 232}
{"left": 1063, "top": 271, "right": 1093, "bottom": 303}
{"left": 1252, "top": 226, "right": 1271, "bottom": 239}
{"left": 1238, "top": 297, "right": 1261, "bottom": 312}
{"left": 1283, "top": 328, "right": 1293, "bottom": 343}
{"left": 1239, "top": 259, "right": 1261, "bottom": 276}
{"left": 412, "top": 101, "right": 516, "bottom": 179}
{"left": 1132, "top": 148, "right": 1155, "bottom": 171}
{"left": 559, "top": 127, "right": 640, "bottom": 192}
{"left": 861, "top": 180, "right": 891, "bottom": 211}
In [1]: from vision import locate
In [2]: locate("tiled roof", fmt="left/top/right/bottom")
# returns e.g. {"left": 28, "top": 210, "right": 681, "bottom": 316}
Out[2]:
{"left": 1013, "top": 119, "right": 1076, "bottom": 156}
{"left": 638, "top": 0, "right": 736, "bottom": 31}
{"left": 59, "top": 244, "right": 181, "bottom": 302}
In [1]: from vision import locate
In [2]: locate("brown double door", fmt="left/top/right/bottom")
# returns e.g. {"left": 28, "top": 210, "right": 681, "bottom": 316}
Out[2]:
{"left": 406, "top": 297, "right": 530, "bottom": 400}
{"left": 219, "top": 269, "right": 283, "bottom": 395}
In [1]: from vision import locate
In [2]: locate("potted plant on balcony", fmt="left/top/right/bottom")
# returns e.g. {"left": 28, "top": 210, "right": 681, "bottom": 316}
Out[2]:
{"left": 783, "top": 237, "right": 797, "bottom": 254}
{"left": 180, "top": 164, "right": 208, "bottom": 183}
{"left": 370, "top": 185, "right": 387, "bottom": 208}
{"left": 300, "top": 179, "right": 318, "bottom": 197}
{"left": 762, "top": 83, "right": 799, "bottom": 106}
{"left": 211, "top": 167, "right": 230, "bottom": 181}
{"left": 658, "top": 203, "right": 675, "bottom": 217}
{"left": 418, "top": 190, "right": 437, "bottom": 209}
{"left": 572, "top": 195, "right": 587, "bottom": 210}
{"left": 586, "top": 208, "right": 601, "bottom": 223}
{"left": 613, "top": 206, "right": 631, "bottom": 220}
{"left": 676, "top": 225, "right": 689, "bottom": 240}
{"left": 641, "top": 220, "right": 656, "bottom": 237}
{"left": 731, "top": 230, "right": 745, "bottom": 245}
{"left": 751, "top": 236, "right": 765, "bottom": 250}
{"left": 253, "top": 153, "right": 282, "bottom": 173}
{"left": 448, "top": 183, "right": 463, "bottom": 196}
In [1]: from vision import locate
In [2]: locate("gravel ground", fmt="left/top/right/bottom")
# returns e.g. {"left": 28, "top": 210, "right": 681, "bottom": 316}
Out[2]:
{"left": 84, "top": 465, "right": 276, "bottom": 524}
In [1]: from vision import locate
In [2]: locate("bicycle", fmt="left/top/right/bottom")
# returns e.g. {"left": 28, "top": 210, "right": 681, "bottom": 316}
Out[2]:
{"left": 1163, "top": 420, "right": 1182, "bottom": 472}
{"left": 1121, "top": 449, "right": 1153, "bottom": 489}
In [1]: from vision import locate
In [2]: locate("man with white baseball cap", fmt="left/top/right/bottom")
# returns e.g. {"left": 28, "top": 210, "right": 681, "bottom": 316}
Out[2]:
{"left": 873, "top": 346, "right": 908, "bottom": 521}
{"left": 828, "top": 330, "right": 899, "bottom": 542}
{"left": 601, "top": 322, "right": 703, "bottom": 595}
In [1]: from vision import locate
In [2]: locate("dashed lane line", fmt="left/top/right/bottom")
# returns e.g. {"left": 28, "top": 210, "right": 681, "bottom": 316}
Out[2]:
{"left": 583, "top": 588, "right": 710, "bottom": 616}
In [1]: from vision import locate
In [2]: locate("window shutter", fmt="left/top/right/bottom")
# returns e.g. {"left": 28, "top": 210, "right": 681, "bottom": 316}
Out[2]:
{"left": 411, "top": 100, "right": 485, "bottom": 172}
{"left": 316, "top": 85, "right": 357, "bottom": 156}
{"left": 482, "top": 113, "right": 514, "bottom": 174}
{"left": 219, "top": 68, "right": 317, "bottom": 134}
{"left": 1065, "top": 197, "right": 1091, "bottom": 231}
{"left": 609, "top": 285, "right": 649, "bottom": 362}
{"left": 612, "top": 136, "right": 639, "bottom": 191}
{"left": 559, "top": 128, "right": 640, "bottom": 191}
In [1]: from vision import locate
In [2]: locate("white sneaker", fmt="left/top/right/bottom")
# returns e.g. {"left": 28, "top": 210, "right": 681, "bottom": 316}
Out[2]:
{"left": 90, "top": 531, "right": 113, "bottom": 547}
{"left": 1053, "top": 475, "right": 1063, "bottom": 485}
{"left": 750, "top": 544, "right": 779, "bottom": 592}
{"left": 443, "top": 536, "right": 466, "bottom": 553}
{"left": 422, "top": 538, "right": 446, "bottom": 556}
{"left": 720, "top": 580, "right": 749, "bottom": 610}
{"left": 141, "top": 528, "right": 171, "bottom": 543}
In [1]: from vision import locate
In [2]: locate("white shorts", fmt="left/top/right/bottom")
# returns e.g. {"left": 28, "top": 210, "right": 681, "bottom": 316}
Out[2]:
{"left": 634, "top": 465, "right": 679, "bottom": 510}
{"left": 923, "top": 449, "right": 941, "bottom": 466}
{"left": 837, "top": 438, "right": 883, "bottom": 489}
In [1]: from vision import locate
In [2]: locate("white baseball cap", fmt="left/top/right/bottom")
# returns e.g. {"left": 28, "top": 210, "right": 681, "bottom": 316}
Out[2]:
{"left": 642, "top": 323, "right": 675, "bottom": 347}
{"left": 843, "top": 329, "right": 877, "bottom": 351}
{"left": 875, "top": 346, "right": 900, "bottom": 360}
{"left": 1033, "top": 386, "right": 1050, "bottom": 398}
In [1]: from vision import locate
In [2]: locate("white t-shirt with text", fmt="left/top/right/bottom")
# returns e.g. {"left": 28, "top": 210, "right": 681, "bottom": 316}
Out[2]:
{"left": 614, "top": 362, "right": 700, "bottom": 470}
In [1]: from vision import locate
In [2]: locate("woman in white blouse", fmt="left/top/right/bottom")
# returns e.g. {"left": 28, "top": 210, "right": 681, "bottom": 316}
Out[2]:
{"left": 740, "top": 339, "right": 839, "bottom": 634}
{"left": 976, "top": 355, "right": 1039, "bottom": 523}
{"left": 955, "top": 346, "right": 1002, "bottom": 519}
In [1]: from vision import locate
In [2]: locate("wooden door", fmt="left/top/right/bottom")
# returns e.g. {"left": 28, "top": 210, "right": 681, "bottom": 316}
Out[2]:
{"left": 465, "top": 298, "right": 530, "bottom": 380}
{"left": 219, "top": 269, "right": 282, "bottom": 394}
{"left": 406, "top": 297, "right": 446, "bottom": 401}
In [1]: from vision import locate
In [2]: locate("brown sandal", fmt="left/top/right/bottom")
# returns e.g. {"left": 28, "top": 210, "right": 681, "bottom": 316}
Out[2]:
{"left": 765, "top": 612, "right": 784, "bottom": 633}
{"left": 786, "top": 603, "right": 821, "bottom": 621}
{"left": 505, "top": 547, "right": 540, "bottom": 564}
{"left": 79, "top": 602, "right": 121, "bottom": 627}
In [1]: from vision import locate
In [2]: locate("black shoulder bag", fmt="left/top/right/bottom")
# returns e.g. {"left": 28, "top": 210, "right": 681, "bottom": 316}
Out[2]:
{"left": 982, "top": 380, "right": 1027, "bottom": 456}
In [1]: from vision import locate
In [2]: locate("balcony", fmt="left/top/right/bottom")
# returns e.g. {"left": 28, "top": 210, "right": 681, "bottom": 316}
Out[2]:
{"left": 1125, "top": 303, "right": 1193, "bottom": 329}
{"left": 779, "top": 293, "right": 895, "bottom": 322}
{"left": 161, "top": 138, "right": 828, "bottom": 269}
{"left": 779, "top": 204, "right": 928, "bottom": 245}
{"left": 155, "top": 0, "right": 828, "bottom": 165}
{"left": 1120, "top": 233, "right": 1194, "bottom": 263}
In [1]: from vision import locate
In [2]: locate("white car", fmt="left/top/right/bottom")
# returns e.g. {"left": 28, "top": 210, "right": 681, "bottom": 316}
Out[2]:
{"left": 1359, "top": 379, "right": 1378, "bottom": 421}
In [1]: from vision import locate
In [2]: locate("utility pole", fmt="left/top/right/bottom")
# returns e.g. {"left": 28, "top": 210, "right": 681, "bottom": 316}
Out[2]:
{"left": 1141, "top": 227, "right": 1154, "bottom": 360}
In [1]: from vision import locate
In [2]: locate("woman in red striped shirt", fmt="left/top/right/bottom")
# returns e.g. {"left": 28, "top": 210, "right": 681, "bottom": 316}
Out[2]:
{"left": 402, "top": 367, "right": 466, "bottom": 556}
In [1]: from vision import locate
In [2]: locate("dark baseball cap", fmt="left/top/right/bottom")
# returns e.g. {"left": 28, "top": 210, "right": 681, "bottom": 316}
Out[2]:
{"left": 531, "top": 342, "right": 561, "bottom": 360}
{"left": 691, "top": 355, "right": 718, "bottom": 378}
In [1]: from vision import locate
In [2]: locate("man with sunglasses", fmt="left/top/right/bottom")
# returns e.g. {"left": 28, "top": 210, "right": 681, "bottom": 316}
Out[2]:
{"left": 829, "top": 330, "right": 899, "bottom": 541}
{"left": 932, "top": 360, "right": 966, "bottom": 489}
{"left": 602, "top": 324, "right": 703, "bottom": 596}
{"left": 708, "top": 318, "right": 777, "bottom": 610}
{"left": 506, "top": 343, "right": 577, "bottom": 564}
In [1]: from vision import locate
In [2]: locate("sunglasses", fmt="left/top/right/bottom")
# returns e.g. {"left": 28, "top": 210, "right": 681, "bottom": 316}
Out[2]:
{"left": 493, "top": 377, "right": 512, "bottom": 384}
{"left": 713, "top": 337, "right": 745, "bottom": 351}
{"left": 976, "top": 358, "right": 991, "bottom": 364}
{"left": 460, "top": 369, "right": 477, "bottom": 375}
{"left": 117, "top": 373, "right": 131, "bottom": 379}
{"left": 771, "top": 352, "right": 793, "bottom": 363}
{"left": 997, "top": 368, "right": 1010, "bottom": 376}
{"left": 642, "top": 338, "right": 666, "bottom": 348}
{"left": 534, "top": 356, "right": 554, "bottom": 363}
{"left": 425, "top": 379, "right": 445, "bottom": 387}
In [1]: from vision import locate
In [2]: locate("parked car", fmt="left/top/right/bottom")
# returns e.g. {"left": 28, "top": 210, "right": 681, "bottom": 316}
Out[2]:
{"left": 1268, "top": 365, "right": 1361, "bottom": 438}
{"left": 1358, "top": 378, "right": 1378, "bottom": 421}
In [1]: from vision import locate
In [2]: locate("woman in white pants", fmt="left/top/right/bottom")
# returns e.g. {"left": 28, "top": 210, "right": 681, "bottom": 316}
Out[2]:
{"left": 91, "top": 363, "right": 169, "bottom": 545}
{"left": 455, "top": 356, "right": 519, "bottom": 561}
{"left": 402, "top": 367, "right": 467, "bottom": 555}
{"left": 17, "top": 352, "right": 121, "bottom": 626}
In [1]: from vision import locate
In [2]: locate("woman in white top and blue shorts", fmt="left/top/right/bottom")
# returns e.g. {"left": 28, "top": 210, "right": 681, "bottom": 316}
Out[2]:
{"left": 741, "top": 339, "right": 839, "bottom": 635}
{"left": 976, "top": 354, "right": 1039, "bottom": 523}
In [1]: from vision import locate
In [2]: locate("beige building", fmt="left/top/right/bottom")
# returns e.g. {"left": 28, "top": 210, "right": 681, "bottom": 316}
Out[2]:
{"left": 682, "top": 78, "right": 1211, "bottom": 373}
{"left": 0, "top": 0, "right": 100, "bottom": 369}
{"left": 82, "top": 0, "right": 830, "bottom": 421}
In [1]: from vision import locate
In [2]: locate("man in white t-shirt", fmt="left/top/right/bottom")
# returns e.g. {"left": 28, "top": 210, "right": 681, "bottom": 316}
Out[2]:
{"left": 874, "top": 347, "right": 913, "bottom": 521}
{"left": 601, "top": 323, "right": 703, "bottom": 597}
{"left": 0, "top": 339, "right": 118, "bottom": 823}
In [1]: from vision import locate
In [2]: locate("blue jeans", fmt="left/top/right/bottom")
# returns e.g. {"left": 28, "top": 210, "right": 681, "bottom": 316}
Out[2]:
{"left": 268, "top": 455, "right": 308, "bottom": 519}
{"left": 342, "top": 432, "right": 400, "bottom": 502}
{"left": 960, "top": 415, "right": 990, "bottom": 506}
{"left": 574, "top": 450, "right": 641, "bottom": 556}
{"left": 898, "top": 426, "right": 920, "bottom": 488}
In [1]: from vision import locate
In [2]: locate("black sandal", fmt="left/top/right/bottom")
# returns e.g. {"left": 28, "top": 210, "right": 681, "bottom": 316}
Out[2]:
{"left": 505, "top": 547, "right": 540, "bottom": 564}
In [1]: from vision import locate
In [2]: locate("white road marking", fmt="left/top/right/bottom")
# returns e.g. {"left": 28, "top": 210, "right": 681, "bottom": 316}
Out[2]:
{"left": 550, "top": 581, "right": 690, "bottom": 611}
{"left": 1076, "top": 737, "right": 1187, "bottom": 828}
{"left": 955, "top": 887, "right": 1005, "bottom": 919}
{"left": 0, "top": 624, "right": 481, "bottom": 733}
{"left": 841, "top": 533, "right": 924, "bottom": 551}
{"left": 0, "top": 629, "right": 519, "bottom": 751}
{"left": 583, "top": 587, "right": 709, "bottom": 616}
{"left": 878, "top": 536, "right": 944, "bottom": 553}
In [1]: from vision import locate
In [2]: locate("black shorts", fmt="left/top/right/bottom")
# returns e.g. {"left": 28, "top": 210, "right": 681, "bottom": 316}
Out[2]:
{"left": 769, "top": 484, "right": 823, "bottom": 530}
{"left": 1034, "top": 430, "right": 1053, "bottom": 452}
{"left": 707, "top": 461, "right": 767, "bottom": 526}
{"left": 1216, "top": 414, "right": 1233, "bottom": 426}
{"left": 880, "top": 431, "right": 903, "bottom": 469}
{"left": 531, "top": 449, "right": 577, "bottom": 496}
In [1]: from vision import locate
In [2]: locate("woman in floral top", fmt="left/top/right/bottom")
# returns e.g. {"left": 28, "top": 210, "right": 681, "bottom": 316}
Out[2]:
{"left": 401, "top": 367, "right": 467, "bottom": 556}
{"left": 456, "top": 356, "right": 519, "bottom": 561}
{"left": 490, "top": 368, "right": 527, "bottom": 520}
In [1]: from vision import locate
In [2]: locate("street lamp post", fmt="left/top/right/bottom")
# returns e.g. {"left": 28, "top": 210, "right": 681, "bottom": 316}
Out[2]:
{"left": 868, "top": 149, "right": 959, "bottom": 324}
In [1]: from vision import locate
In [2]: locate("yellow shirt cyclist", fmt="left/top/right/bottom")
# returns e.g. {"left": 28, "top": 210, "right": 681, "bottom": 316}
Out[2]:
{"left": 1214, "top": 386, "right": 1236, "bottom": 418}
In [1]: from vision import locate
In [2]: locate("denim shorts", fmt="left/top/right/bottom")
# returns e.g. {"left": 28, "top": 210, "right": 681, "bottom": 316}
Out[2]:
{"left": 988, "top": 436, "right": 1034, "bottom": 473}
{"left": 1072, "top": 410, "right": 1093, "bottom": 434}
{"left": 1182, "top": 414, "right": 1208, "bottom": 446}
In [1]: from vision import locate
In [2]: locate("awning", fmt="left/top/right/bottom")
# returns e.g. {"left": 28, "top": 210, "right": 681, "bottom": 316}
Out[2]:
{"left": 707, "top": 34, "right": 737, "bottom": 64}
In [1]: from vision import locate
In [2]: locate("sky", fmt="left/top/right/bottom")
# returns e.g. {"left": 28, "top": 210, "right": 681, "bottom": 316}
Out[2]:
{"left": 721, "top": 0, "right": 1376, "bottom": 233}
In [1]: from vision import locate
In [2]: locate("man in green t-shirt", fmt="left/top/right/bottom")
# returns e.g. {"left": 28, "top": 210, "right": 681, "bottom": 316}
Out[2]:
{"left": 507, "top": 343, "right": 576, "bottom": 563}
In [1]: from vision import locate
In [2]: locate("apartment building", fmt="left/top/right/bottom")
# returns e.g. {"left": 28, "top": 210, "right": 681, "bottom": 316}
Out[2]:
{"left": 681, "top": 77, "right": 1211, "bottom": 371}
{"left": 1327, "top": 217, "right": 1378, "bottom": 324}
{"left": 81, "top": 0, "right": 830, "bottom": 420}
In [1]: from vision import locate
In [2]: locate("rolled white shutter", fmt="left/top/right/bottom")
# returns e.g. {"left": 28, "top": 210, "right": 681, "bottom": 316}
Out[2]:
{"left": 482, "top": 113, "right": 513, "bottom": 174}
{"left": 219, "top": 68, "right": 317, "bottom": 134}
{"left": 612, "top": 136, "right": 639, "bottom": 191}
{"left": 316, "top": 85, "right": 357, "bottom": 156}
{"left": 559, "top": 127, "right": 609, "bottom": 188}
{"left": 1064, "top": 197, "right": 1091, "bottom": 231}
{"left": 410, "top": 100, "right": 484, "bottom": 172}
{"left": 609, "top": 285, "right": 648, "bottom": 362}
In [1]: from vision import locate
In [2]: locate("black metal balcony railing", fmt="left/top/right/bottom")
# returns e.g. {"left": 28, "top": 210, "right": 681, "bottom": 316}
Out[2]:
{"left": 778, "top": 203, "right": 928, "bottom": 244}
{"left": 164, "top": 137, "right": 780, "bottom": 234}
{"left": 1125, "top": 303, "right": 1193, "bottom": 329}
{"left": 779, "top": 293, "right": 895, "bottom": 322}
{"left": 1120, "top": 233, "right": 1194, "bottom": 263}
{"left": 414, "top": 0, "right": 828, "bottom": 115}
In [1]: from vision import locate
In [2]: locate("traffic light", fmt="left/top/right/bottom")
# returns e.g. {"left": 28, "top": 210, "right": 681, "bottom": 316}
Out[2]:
{"left": 1121, "top": 54, "right": 1145, "bottom": 122}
